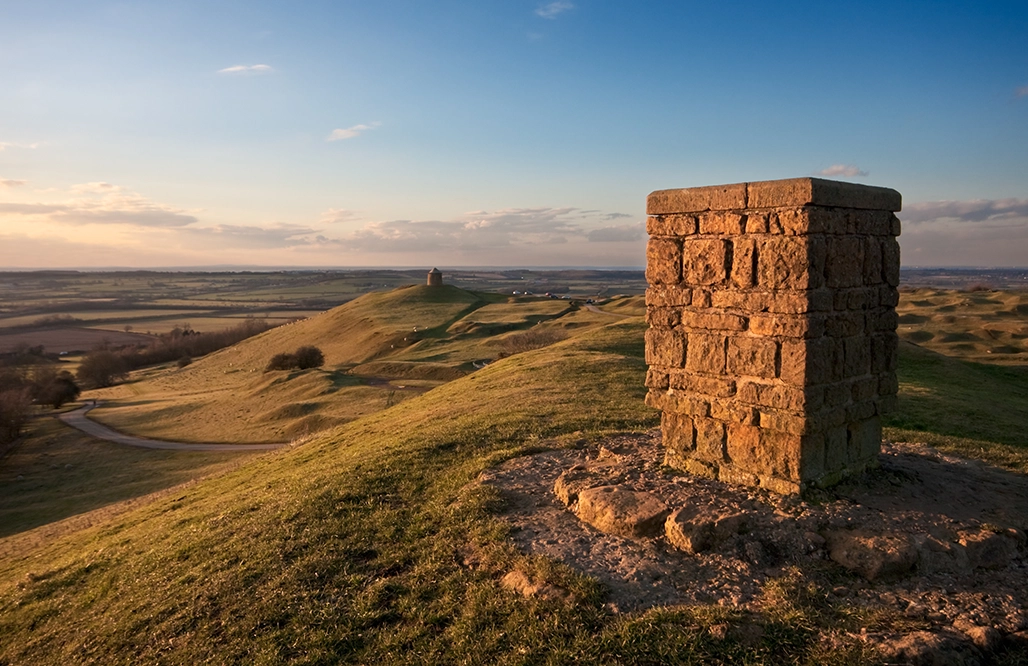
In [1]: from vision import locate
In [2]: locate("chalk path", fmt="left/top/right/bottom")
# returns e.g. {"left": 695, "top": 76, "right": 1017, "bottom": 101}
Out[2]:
{"left": 59, "top": 403, "right": 287, "bottom": 452}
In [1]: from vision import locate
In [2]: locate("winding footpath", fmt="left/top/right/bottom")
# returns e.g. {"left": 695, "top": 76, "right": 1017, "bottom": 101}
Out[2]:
{"left": 59, "top": 402, "right": 287, "bottom": 452}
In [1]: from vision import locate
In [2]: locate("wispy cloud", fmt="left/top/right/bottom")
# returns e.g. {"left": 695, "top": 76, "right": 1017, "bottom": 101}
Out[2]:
{"left": 0, "top": 141, "right": 40, "bottom": 152}
{"left": 899, "top": 198, "right": 1028, "bottom": 267}
{"left": 901, "top": 198, "right": 1028, "bottom": 224}
{"left": 313, "top": 207, "right": 643, "bottom": 254}
{"left": 0, "top": 183, "right": 198, "bottom": 227}
{"left": 217, "top": 64, "right": 273, "bottom": 74}
{"left": 0, "top": 178, "right": 26, "bottom": 188}
{"left": 327, "top": 122, "right": 381, "bottom": 141}
{"left": 817, "top": 164, "right": 868, "bottom": 178}
{"left": 177, "top": 223, "right": 319, "bottom": 249}
{"left": 587, "top": 222, "right": 645, "bottom": 243}
{"left": 1016, "top": 85, "right": 1028, "bottom": 98}
{"left": 320, "top": 208, "right": 363, "bottom": 224}
{"left": 535, "top": 1, "right": 574, "bottom": 19}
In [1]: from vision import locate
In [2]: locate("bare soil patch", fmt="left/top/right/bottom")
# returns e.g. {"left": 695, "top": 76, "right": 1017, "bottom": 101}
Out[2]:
{"left": 479, "top": 432, "right": 1028, "bottom": 642}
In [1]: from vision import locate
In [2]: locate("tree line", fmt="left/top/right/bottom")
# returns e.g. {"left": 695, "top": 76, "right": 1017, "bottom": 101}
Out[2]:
{"left": 0, "top": 317, "right": 280, "bottom": 445}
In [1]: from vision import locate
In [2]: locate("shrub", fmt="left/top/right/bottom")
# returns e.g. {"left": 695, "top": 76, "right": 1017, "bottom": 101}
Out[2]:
{"left": 294, "top": 346, "right": 325, "bottom": 369}
{"left": 0, "top": 388, "right": 31, "bottom": 444}
{"left": 77, "top": 350, "right": 130, "bottom": 388}
{"left": 266, "top": 353, "right": 299, "bottom": 372}
{"left": 265, "top": 346, "right": 325, "bottom": 372}
{"left": 33, "top": 368, "right": 81, "bottom": 408}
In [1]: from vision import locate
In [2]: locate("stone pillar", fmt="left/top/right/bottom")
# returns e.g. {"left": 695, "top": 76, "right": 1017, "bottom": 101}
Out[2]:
{"left": 644, "top": 177, "right": 901, "bottom": 494}
{"left": 427, "top": 268, "right": 443, "bottom": 287}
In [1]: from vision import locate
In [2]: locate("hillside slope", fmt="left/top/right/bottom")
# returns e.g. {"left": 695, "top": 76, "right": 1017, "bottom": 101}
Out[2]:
{"left": 0, "top": 319, "right": 671, "bottom": 665}
{"left": 88, "top": 285, "right": 594, "bottom": 443}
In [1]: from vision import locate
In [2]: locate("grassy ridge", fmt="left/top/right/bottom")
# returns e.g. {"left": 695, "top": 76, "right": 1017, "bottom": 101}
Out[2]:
{"left": 2, "top": 287, "right": 1027, "bottom": 663}
{"left": 0, "top": 319, "right": 877, "bottom": 664}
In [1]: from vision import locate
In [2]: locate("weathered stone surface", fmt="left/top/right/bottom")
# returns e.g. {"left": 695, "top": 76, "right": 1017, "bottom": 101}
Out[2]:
{"left": 647, "top": 183, "right": 747, "bottom": 215}
{"left": 646, "top": 177, "right": 901, "bottom": 493}
{"left": 958, "top": 529, "right": 1019, "bottom": 570}
{"left": 575, "top": 486, "right": 670, "bottom": 539}
{"left": 664, "top": 507, "right": 747, "bottom": 554}
{"left": 876, "top": 630, "right": 981, "bottom": 666}
{"left": 727, "top": 336, "right": 777, "bottom": 378}
{"left": 682, "top": 239, "right": 728, "bottom": 285}
{"left": 826, "top": 530, "right": 918, "bottom": 580}
{"left": 647, "top": 214, "right": 697, "bottom": 237}
{"left": 645, "top": 238, "right": 682, "bottom": 285}
{"left": 747, "top": 177, "right": 902, "bottom": 212}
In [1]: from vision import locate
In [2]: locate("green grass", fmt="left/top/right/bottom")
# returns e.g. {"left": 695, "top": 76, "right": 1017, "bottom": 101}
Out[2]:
{"left": 0, "top": 314, "right": 879, "bottom": 665}
{"left": 884, "top": 341, "right": 1028, "bottom": 471}
{"left": 2, "top": 286, "right": 1028, "bottom": 663}
{"left": 0, "top": 417, "right": 253, "bottom": 542}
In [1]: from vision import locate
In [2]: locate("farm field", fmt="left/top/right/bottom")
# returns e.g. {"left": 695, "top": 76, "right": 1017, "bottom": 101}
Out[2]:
{"left": 0, "top": 278, "right": 1026, "bottom": 663}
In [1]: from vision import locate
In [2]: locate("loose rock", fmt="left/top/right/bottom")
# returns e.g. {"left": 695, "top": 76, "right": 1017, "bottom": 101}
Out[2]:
{"left": 825, "top": 529, "right": 919, "bottom": 581}
{"left": 576, "top": 486, "right": 669, "bottom": 539}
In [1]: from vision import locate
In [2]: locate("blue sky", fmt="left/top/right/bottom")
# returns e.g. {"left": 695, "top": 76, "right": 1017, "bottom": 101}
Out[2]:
{"left": 1, "top": 0, "right": 1026, "bottom": 268}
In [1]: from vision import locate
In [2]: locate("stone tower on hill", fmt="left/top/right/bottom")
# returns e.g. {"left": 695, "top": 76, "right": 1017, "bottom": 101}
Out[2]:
{"left": 427, "top": 268, "right": 443, "bottom": 287}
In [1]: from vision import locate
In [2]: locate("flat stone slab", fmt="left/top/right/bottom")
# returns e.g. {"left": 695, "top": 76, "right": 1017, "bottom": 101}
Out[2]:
{"left": 576, "top": 486, "right": 669, "bottom": 539}
{"left": 647, "top": 177, "right": 902, "bottom": 215}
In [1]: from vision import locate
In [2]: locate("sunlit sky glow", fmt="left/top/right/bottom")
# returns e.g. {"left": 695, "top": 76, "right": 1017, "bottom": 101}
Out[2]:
{"left": 1, "top": 1, "right": 1027, "bottom": 268}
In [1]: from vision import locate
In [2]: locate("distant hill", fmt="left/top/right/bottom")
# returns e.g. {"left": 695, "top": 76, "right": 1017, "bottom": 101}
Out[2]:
{"left": 88, "top": 284, "right": 629, "bottom": 443}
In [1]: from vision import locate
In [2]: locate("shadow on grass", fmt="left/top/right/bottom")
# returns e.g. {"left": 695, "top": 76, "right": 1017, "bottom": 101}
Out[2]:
{"left": 885, "top": 341, "right": 1028, "bottom": 449}
{"left": 0, "top": 419, "right": 252, "bottom": 540}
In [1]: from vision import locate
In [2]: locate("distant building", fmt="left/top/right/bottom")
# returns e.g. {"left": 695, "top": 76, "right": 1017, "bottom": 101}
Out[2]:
{"left": 427, "top": 267, "right": 443, "bottom": 286}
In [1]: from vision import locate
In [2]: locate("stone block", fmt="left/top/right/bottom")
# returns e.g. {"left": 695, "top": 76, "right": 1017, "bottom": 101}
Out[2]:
{"left": 882, "top": 238, "right": 901, "bottom": 286}
{"left": 758, "top": 430, "right": 803, "bottom": 479}
{"left": 699, "top": 211, "right": 745, "bottom": 235}
{"left": 679, "top": 310, "right": 747, "bottom": 331}
{"left": 661, "top": 411, "right": 694, "bottom": 454}
{"left": 576, "top": 486, "right": 670, "bottom": 539}
{"left": 709, "top": 400, "right": 758, "bottom": 424}
{"left": 647, "top": 214, "right": 697, "bottom": 236}
{"left": 685, "top": 333, "right": 726, "bottom": 374}
{"left": 646, "top": 238, "right": 682, "bottom": 285}
{"left": 646, "top": 306, "right": 680, "bottom": 328}
{"left": 682, "top": 239, "right": 729, "bottom": 285}
{"left": 693, "top": 417, "right": 726, "bottom": 463}
{"left": 645, "top": 285, "right": 692, "bottom": 307}
{"left": 843, "top": 336, "right": 871, "bottom": 376}
{"left": 737, "top": 381, "right": 823, "bottom": 412}
{"left": 727, "top": 336, "right": 777, "bottom": 378}
{"left": 863, "top": 237, "right": 883, "bottom": 285}
{"left": 780, "top": 337, "right": 835, "bottom": 386}
{"left": 745, "top": 211, "right": 769, "bottom": 233}
{"left": 757, "top": 237, "right": 824, "bottom": 289}
{"left": 669, "top": 370, "right": 736, "bottom": 397}
{"left": 644, "top": 367, "right": 669, "bottom": 389}
{"left": 725, "top": 423, "right": 762, "bottom": 473}
{"left": 711, "top": 290, "right": 771, "bottom": 312}
{"left": 825, "top": 426, "right": 848, "bottom": 471}
{"left": 645, "top": 328, "right": 685, "bottom": 367}
{"left": 730, "top": 237, "right": 758, "bottom": 288}
{"left": 746, "top": 177, "right": 902, "bottom": 212}
{"left": 647, "top": 183, "right": 747, "bottom": 215}
{"left": 749, "top": 314, "right": 825, "bottom": 338}
{"left": 825, "top": 236, "right": 865, "bottom": 288}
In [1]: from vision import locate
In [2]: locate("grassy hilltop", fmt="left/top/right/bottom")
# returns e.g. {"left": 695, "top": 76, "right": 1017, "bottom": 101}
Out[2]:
{"left": 1, "top": 285, "right": 1027, "bottom": 664}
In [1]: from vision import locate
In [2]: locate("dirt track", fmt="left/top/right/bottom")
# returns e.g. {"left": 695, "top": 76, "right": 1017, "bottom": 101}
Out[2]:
{"left": 59, "top": 403, "right": 287, "bottom": 452}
